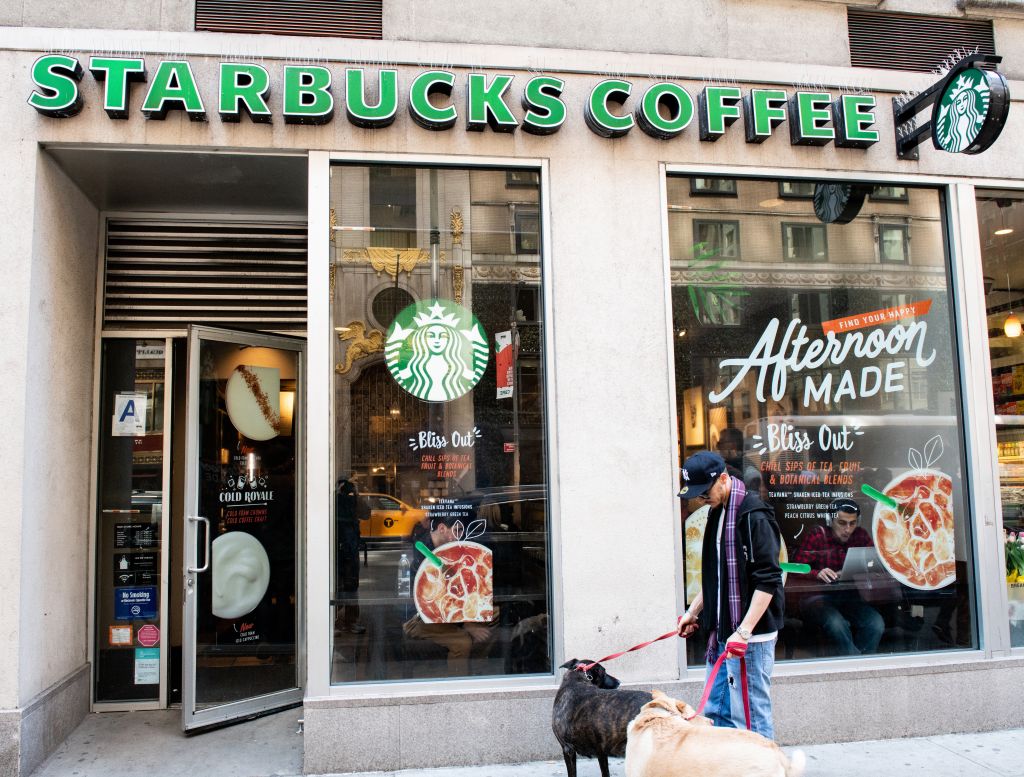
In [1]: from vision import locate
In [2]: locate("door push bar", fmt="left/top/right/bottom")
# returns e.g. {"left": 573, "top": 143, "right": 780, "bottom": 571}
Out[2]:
{"left": 187, "top": 515, "right": 211, "bottom": 574}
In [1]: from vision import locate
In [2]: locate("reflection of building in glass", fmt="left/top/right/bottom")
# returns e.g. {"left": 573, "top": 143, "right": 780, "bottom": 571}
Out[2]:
{"left": 668, "top": 176, "right": 951, "bottom": 427}
{"left": 331, "top": 167, "right": 544, "bottom": 503}
{"left": 329, "top": 165, "right": 550, "bottom": 685}
{"left": 670, "top": 175, "right": 972, "bottom": 666}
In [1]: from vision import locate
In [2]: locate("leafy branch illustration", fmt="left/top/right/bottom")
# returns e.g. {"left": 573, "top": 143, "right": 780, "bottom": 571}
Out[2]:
{"left": 908, "top": 434, "right": 944, "bottom": 470}
{"left": 450, "top": 518, "right": 486, "bottom": 543}
{"left": 687, "top": 242, "right": 749, "bottom": 322}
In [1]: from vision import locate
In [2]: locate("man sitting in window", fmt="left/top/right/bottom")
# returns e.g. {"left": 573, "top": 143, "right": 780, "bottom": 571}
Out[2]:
{"left": 791, "top": 498, "right": 884, "bottom": 656}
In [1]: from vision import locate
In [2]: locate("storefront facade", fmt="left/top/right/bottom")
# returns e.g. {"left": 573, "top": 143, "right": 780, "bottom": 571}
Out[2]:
{"left": 3, "top": 3, "right": 1024, "bottom": 774}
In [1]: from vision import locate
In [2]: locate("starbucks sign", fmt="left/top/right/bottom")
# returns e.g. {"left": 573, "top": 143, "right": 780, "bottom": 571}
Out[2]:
{"left": 813, "top": 183, "right": 872, "bottom": 225}
{"left": 385, "top": 299, "right": 488, "bottom": 402}
{"left": 894, "top": 53, "right": 1010, "bottom": 160}
{"left": 932, "top": 67, "right": 1010, "bottom": 155}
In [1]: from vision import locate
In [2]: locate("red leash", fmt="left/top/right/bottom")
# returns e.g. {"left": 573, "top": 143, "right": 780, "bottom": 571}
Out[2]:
{"left": 575, "top": 620, "right": 683, "bottom": 673}
{"left": 686, "top": 643, "right": 751, "bottom": 731}
{"left": 574, "top": 622, "right": 751, "bottom": 732}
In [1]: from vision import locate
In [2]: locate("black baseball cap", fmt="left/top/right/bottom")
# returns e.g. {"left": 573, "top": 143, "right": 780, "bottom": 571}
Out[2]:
{"left": 679, "top": 451, "right": 726, "bottom": 498}
{"left": 832, "top": 497, "right": 861, "bottom": 516}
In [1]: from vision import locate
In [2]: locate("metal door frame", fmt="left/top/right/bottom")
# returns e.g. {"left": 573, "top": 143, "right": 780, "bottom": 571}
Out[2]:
{"left": 182, "top": 324, "right": 306, "bottom": 732}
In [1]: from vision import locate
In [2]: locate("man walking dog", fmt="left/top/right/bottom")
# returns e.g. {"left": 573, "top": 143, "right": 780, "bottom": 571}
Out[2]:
{"left": 676, "top": 451, "right": 785, "bottom": 740}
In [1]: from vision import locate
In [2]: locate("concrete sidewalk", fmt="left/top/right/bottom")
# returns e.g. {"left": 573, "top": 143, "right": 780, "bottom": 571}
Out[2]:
{"left": 28, "top": 707, "right": 1024, "bottom": 777}
{"left": 332, "top": 728, "right": 1024, "bottom": 777}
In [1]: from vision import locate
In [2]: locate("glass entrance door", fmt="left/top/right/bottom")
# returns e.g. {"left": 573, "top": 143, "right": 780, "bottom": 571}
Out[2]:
{"left": 182, "top": 326, "right": 304, "bottom": 731}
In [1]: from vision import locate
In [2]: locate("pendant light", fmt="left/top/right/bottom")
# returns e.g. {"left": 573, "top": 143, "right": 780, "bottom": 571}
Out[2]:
{"left": 1005, "top": 272, "right": 1022, "bottom": 338}
{"left": 995, "top": 198, "right": 1014, "bottom": 236}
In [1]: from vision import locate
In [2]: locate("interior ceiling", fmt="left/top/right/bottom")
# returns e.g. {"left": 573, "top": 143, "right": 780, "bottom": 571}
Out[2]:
{"left": 45, "top": 147, "right": 308, "bottom": 215}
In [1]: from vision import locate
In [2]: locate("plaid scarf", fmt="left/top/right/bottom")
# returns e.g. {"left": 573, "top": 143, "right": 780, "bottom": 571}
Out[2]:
{"left": 706, "top": 476, "right": 746, "bottom": 661}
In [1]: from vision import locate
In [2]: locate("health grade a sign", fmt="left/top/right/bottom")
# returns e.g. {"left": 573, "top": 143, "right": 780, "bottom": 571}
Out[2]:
{"left": 27, "top": 53, "right": 1009, "bottom": 157}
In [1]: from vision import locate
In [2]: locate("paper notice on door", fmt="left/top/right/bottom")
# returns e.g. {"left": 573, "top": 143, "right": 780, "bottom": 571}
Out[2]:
{"left": 113, "top": 393, "right": 147, "bottom": 437}
{"left": 134, "top": 648, "right": 159, "bottom": 684}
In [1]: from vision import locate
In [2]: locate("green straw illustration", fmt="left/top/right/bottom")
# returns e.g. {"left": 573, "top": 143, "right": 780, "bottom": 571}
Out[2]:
{"left": 861, "top": 484, "right": 899, "bottom": 511}
{"left": 415, "top": 540, "right": 443, "bottom": 567}
{"left": 415, "top": 541, "right": 455, "bottom": 578}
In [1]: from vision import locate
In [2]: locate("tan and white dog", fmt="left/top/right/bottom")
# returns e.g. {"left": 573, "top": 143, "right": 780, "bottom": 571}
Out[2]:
{"left": 625, "top": 691, "right": 806, "bottom": 777}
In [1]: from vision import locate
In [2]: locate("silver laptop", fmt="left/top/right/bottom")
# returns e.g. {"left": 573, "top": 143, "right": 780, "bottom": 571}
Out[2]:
{"left": 840, "top": 546, "right": 893, "bottom": 589}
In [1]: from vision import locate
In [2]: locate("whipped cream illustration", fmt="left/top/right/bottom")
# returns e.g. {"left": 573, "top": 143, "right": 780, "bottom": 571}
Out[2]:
{"left": 211, "top": 531, "right": 271, "bottom": 619}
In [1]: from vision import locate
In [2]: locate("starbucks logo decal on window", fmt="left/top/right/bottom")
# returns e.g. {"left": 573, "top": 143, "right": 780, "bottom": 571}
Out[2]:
{"left": 385, "top": 299, "right": 489, "bottom": 402}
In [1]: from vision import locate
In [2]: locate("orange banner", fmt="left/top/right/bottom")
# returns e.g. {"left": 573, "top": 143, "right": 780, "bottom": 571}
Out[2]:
{"left": 822, "top": 299, "right": 932, "bottom": 335}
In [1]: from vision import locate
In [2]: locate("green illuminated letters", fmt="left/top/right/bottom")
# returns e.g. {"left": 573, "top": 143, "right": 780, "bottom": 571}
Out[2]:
{"left": 346, "top": 68, "right": 398, "bottom": 128}
{"left": 409, "top": 71, "right": 457, "bottom": 131}
{"left": 282, "top": 66, "right": 333, "bottom": 125}
{"left": 89, "top": 57, "right": 146, "bottom": 119}
{"left": 219, "top": 63, "right": 271, "bottom": 123}
{"left": 833, "top": 94, "right": 878, "bottom": 149}
{"left": 636, "top": 82, "right": 693, "bottom": 140}
{"left": 699, "top": 86, "right": 742, "bottom": 141}
{"left": 141, "top": 61, "right": 207, "bottom": 121}
{"left": 466, "top": 73, "right": 518, "bottom": 132}
{"left": 789, "top": 91, "right": 834, "bottom": 145}
{"left": 585, "top": 80, "right": 634, "bottom": 138}
{"left": 744, "top": 89, "right": 788, "bottom": 143}
{"left": 23, "top": 54, "right": 893, "bottom": 158}
{"left": 521, "top": 76, "right": 566, "bottom": 135}
{"left": 28, "top": 54, "right": 84, "bottom": 118}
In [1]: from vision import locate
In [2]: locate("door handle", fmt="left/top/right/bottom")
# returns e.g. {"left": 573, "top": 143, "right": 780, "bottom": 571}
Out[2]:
{"left": 187, "top": 515, "right": 211, "bottom": 574}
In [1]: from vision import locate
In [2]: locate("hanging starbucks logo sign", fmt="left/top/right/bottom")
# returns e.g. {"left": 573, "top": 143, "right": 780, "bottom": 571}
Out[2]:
{"left": 813, "top": 183, "right": 872, "bottom": 225}
{"left": 932, "top": 67, "right": 1010, "bottom": 155}
{"left": 894, "top": 53, "right": 1010, "bottom": 160}
{"left": 385, "top": 299, "right": 488, "bottom": 402}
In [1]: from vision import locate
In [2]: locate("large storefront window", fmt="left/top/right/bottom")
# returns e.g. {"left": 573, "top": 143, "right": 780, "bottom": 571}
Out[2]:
{"left": 669, "top": 175, "right": 977, "bottom": 664}
{"left": 329, "top": 164, "right": 550, "bottom": 682}
{"left": 977, "top": 190, "right": 1024, "bottom": 647}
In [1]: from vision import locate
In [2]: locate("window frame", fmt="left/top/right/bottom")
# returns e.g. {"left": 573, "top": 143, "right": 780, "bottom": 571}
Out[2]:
{"left": 664, "top": 166, "right": 1011, "bottom": 675}
{"left": 514, "top": 207, "right": 540, "bottom": 254}
{"left": 313, "top": 153, "right": 560, "bottom": 699}
{"left": 870, "top": 186, "right": 910, "bottom": 202}
{"left": 778, "top": 181, "right": 817, "bottom": 199}
{"left": 507, "top": 169, "right": 541, "bottom": 188}
{"left": 781, "top": 221, "right": 829, "bottom": 262}
{"left": 790, "top": 290, "right": 832, "bottom": 327}
{"left": 877, "top": 222, "right": 911, "bottom": 264}
{"left": 690, "top": 177, "right": 738, "bottom": 196}
{"left": 693, "top": 219, "right": 741, "bottom": 261}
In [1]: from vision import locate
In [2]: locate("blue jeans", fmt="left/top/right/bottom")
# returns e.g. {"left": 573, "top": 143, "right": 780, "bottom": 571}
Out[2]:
{"left": 802, "top": 594, "right": 884, "bottom": 656}
{"left": 703, "top": 637, "right": 776, "bottom": 740}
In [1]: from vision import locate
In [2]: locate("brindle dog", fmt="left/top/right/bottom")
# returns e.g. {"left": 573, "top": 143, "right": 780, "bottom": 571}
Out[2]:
{"left": 552, "top": 659, "right": 653, "bottom": 777}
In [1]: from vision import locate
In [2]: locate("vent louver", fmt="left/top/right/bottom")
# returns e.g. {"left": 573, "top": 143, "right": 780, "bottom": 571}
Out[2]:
{"left": 848, "top": 9, "right": 996, "bottom": 72}
{"left": 103, "top": 219, "right": 307, "bottom": 333}
{"left": 195, "top": 0, "right": 382, "bottom": 39}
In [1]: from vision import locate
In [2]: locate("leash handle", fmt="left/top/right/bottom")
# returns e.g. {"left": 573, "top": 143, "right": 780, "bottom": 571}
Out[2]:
{"left": 688, "top": 646, "right": 751, "bottom": 731}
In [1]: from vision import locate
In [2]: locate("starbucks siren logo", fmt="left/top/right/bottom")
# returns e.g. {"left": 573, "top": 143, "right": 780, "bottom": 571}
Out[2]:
{"left": 935, "top": 69, "right": 990, "bottom": 153}
{"left": 813, "top": 183, "right": 871, "bottom": 225}
{"left": 385, "top": 299, "right": 488, "bottom": 401}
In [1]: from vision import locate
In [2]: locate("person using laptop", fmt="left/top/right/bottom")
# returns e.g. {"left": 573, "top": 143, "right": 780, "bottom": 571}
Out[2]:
{"left": 791, "top": 497, "right": 885, "bottom": 656}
